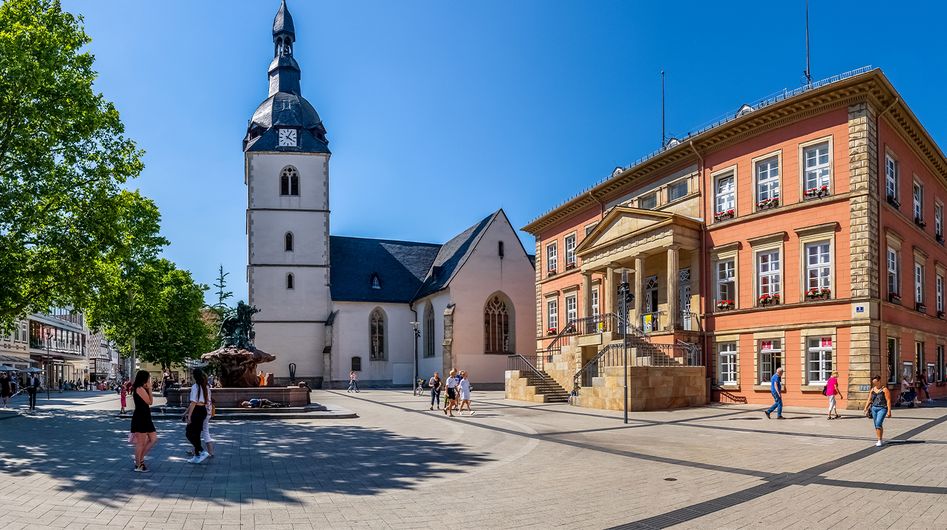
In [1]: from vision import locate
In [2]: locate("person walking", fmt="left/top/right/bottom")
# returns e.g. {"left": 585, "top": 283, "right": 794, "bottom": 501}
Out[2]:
{"left": 864, "top": 375, "right": 892, "bottom": 446}
{"left": 0, "top": 373, "right": 11, "bottom": 409}
{"left": 130, "top": 370, "right": 157, "bottom": 472}
{"left": 428, "top": 372, "right": 441, "bottom": 410}
{"left": 825, "top": 371, "right": 843, "bottom": 419}
{"left": 764, "top": 367, "right": 785, "bottom": 419}
{"left": 184, "top": 368, "right": 212, "bottom": 464}
{"left": 347, "top": 371, "right": 360, "bottom": 393}
{"left": 458, "top": 371, "right": 473, "bottom": 415}
{"left": 26, "top": 373, "right": 39, "bottom": 411}
{"left": 917, "top": 370, "right": 932, "bottom": 403}
{"left": 119, "top": 381, "right": 128, "bottom": 415}
{"left": 444, "top": 369, "right": 458, "bottom": 417}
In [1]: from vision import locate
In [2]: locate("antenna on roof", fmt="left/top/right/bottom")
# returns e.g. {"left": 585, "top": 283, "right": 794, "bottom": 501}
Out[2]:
{"left": 804, "top": 0, "right": 812, "bottom": 88}
{"left": 661, "top": 69, "right": 666, "bottom": 148}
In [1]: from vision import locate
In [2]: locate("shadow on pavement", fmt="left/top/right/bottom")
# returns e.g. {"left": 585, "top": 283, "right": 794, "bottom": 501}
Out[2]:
{"left": 0, "top": 410, "right": 492, "bottom": 507}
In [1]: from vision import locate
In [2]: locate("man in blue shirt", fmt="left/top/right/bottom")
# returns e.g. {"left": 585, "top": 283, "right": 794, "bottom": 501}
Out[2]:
{"left": 764, "top": 367, "right": 785, "bottom": 419}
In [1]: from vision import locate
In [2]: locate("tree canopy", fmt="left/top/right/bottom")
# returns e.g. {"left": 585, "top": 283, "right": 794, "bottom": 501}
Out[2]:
{"left": 0, "top": 0, "right": 165, "bottom": 326}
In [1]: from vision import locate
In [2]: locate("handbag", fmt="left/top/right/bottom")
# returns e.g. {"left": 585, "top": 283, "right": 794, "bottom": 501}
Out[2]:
{"left": 822, "top": 385, "right": 827, "bottom": 396}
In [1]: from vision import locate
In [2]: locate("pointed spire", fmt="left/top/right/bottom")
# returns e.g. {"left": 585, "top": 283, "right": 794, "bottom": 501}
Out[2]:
{"left": 273, "top": 0, "right": 295, "bottom": 40}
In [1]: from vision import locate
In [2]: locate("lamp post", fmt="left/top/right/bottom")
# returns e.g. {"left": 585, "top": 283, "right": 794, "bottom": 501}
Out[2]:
{"left": 44, "top": 328, "right": 52, "bottom": 401}
{"left": 618, "top": 269, "right": 631, "bottom": 424}
{"left": 410, "top": 321, "right": 420, "bottom": 395}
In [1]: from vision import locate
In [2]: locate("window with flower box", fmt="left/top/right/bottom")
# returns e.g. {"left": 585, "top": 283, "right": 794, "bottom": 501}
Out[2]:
{"left": 716, "top": 259, "right": 735, "bottom": 310}
{"left": 758, "top": 339, "right": 782, "bottom": 384}
{"left": 804, "top": 241, "right": 831, "bottom": 299}
{"left": 565, "top": 294, "right": 577, "bottom": 329}
{"left": 564, "top": 234, "right": 576, "bottom": 270}
{"left": 546, "top": 299, "right": 558, "bottom": 335}
{"left": 714, "top": 170, "right": 735, "bottom": 221}
{"left": 807, "top": 336, "right": 833, "bottom": 384}
{"left": 756, "top": 250, "right": 781, "bottom": 306}
{"left": 887, "top": 247, "right": 900, "bottom": 302}
{"left": 885, "top": 154, "right": 899, "bottom": 207}
{"left": 546, "top": 242, "right": 558, "bottom": 276}
{"left": 718, "top": 342, "right": 738, "bottom": 385}
{"left": 802, "top": 141, "right": 831, "bottom": 198}
{"left": 755, "top": 155, "right": 780, "bottom": 210}
{"left": 915, "top": 261, "right": 925, "bottom": 310}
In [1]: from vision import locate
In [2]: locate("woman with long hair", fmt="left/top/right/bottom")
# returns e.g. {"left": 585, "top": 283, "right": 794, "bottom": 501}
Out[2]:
{"left": 184, "top": 368, "right": 212, "bottom": 464}
{"left": 130, "top": 370, "right": 157, "bottom": 472}
{"left": 864, "top": 375, "right": 892, "bottom": 447}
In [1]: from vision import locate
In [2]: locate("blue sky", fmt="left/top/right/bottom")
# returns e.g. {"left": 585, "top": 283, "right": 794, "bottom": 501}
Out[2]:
{"left": 62, "top": 0, "right": 947, "bottom": 303}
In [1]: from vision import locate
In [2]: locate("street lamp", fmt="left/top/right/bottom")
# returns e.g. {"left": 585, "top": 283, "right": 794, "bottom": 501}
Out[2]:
{"left": 618, "top": 269, "right": 631, "bottom": 424}
{"left": 410, "top": 321, "right": 420, "bottom": 395}
{"left": 44, "top": 327, "right": 52, "bottom": 400}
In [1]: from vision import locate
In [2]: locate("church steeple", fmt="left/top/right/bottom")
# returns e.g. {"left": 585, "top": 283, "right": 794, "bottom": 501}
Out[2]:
{"left": 268, "top": 0, "right": 301, "bottom": 96}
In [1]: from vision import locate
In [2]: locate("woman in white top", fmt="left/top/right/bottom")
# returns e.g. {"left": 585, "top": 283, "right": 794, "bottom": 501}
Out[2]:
{"left": 184, "top": 368, "right": 212, "bottom": 464}
{"left": 458, "top": 371, "right": 473, "bottom": 415}
{"left": 444, "top": 369, "right": 458, "bottom": 417}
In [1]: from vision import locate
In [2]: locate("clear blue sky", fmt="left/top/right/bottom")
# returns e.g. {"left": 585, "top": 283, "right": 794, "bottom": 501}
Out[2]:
{"left": 62, "top": 0, "right": 947, "bottom": 304}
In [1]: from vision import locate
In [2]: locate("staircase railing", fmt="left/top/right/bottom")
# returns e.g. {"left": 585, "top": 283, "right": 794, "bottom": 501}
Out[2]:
{"left": 572, "top": 340, "right": 705, "bottom": 392}
{"left": 507, "top": 354, "right": 550, "bottom": 383}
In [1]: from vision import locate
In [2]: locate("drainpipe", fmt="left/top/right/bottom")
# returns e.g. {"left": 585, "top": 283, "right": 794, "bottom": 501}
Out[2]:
{"left": 410, "top": 303, "right": 419, "bottom": 392}
{"left": 588, "top": 191, "right": 605, "bottom": 221}
{"left": 690, "top": 139, "right": 710, "bottom": 397}
{"left": 875, "top": 97, "right": 899, "bottom": 386}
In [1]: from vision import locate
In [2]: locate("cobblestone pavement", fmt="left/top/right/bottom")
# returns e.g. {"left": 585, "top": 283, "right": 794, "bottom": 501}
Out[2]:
{"left": 1, "top": 389, "right": 946, "bottom": 529}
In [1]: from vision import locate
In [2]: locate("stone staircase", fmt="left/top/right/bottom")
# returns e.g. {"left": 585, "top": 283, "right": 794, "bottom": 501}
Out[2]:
{"left": 506, "top": 369, "right": 570, "bottom": 404}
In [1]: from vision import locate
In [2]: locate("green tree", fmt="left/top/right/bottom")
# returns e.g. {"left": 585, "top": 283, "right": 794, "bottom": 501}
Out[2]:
{"left": 90, "top": 259, "right": 216, "bottom": 369}
{"left": 0, "top": 0, "right": 163, "bottom": 326}
{"left": 211, "top": 264, "right": 233, "bottom": 318}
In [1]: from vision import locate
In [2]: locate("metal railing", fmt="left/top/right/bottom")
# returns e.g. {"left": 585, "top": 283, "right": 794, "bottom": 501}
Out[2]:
{"left": 574, "top": 341, "right": 704, "bottom": 389}
{"left": 507, "top": 353, "right": 550, "bottom": 381}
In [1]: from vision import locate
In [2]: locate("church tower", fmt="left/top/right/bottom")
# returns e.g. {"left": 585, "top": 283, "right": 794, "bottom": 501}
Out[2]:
{"left": 244, "top": 0, "right": 331, "bottom": 386}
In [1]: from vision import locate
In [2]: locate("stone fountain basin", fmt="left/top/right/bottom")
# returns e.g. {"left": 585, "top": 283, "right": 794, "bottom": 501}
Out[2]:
{"left": 163, "top": 386, "right": 310, "bottom": 408}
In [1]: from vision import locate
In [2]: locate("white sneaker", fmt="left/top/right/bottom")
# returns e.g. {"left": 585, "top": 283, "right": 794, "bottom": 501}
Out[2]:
{"left": 186, "top": 456, "right": 198, "bottom": 464}
{"left": 875, "top": 440, "right": 883, "bottom": 447}
{"left": 195, "top": 451, "right": 209, "bottom": 463}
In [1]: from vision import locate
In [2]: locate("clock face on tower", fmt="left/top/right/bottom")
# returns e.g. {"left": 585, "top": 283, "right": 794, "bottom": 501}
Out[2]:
{"left": 278, "top": 128, "right": 298, "bottom": 147}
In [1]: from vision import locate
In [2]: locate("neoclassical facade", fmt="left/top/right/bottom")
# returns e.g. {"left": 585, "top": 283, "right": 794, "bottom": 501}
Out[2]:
{"left": 244, "top": 2, "right": 535, "bottom": 388}
{"left": 521, "top": 68, "right": 947, "bottom": 410}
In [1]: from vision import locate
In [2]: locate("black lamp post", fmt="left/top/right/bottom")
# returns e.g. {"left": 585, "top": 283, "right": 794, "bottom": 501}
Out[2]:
{"left": 44, "top": 328, "right": 52, "bottom": 401}
{"left": 618, "top": 269, "right": 631, "bottom": 424}
{"left": 410, "top": 321, "right": 420, "bottom": 394}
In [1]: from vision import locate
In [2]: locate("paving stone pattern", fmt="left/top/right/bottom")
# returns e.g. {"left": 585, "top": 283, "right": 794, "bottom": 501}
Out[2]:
{"left": 1, "top": 390, "right": 946, "bottom": 529}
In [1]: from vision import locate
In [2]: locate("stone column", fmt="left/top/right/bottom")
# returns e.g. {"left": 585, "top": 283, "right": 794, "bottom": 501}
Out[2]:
{"left": 581, "top": 272, "right": 593, "bottom": 327}
{"left": 633, "top": 256, "right": 644, "bottom": 329}
{"left": 667, "top": 246, "right": 680, "bottom": 331}
{"left": 605, "top": 266, "right": 616, "bottom": 316}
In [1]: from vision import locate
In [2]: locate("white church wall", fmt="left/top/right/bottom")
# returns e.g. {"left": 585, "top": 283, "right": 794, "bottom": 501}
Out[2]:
{"left": 444, "top": 213, "right": 536, "bottom": 386}
{"left": 249, "top": 267, "right": 331, "bottom": 322}
{"left": 414, "top": 291, "right": 451, "bottom": 380}
{"left": 249, "top": 212, "right": 328, "bottom": 265}
{"left": 332, "top": 301, "right": 416, "bottom": 387}
{"left": 253, "top": 322, "right": 326, "bottom": 384}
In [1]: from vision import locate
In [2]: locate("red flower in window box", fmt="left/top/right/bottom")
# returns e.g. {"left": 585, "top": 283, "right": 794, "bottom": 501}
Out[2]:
{"left": 889, "top": 292, "right": 901, "bottom": 303}
{"left": 758, "top": 293, "right": 780, "bottom": 306}
{"left": 714, "top": 209, "right": 735, "bottom": 221}
{"left": 547, "top": 327, "right": 557, "bottom": 336}
{"left": 804, "top": 185, "right": 830, "bottom": 199}
{"left": 716, "top": 300, "right": 734, "bottom": 311}
{"left": 806, "top": 287, "right": 831, "bottom": 300}
{"left": 757, "top": 197, "right": 779, "bottom": 210}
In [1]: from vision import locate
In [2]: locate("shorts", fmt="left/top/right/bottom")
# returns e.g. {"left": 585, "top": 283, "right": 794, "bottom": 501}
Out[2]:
{"left": 447, "top": 387, "right": 456, "bottom": 400}
{"left": 870, "top": 405, "right": 888, "bottom": 429}
{"left": 827, "top": 395, "right": 837, "bottom": 409}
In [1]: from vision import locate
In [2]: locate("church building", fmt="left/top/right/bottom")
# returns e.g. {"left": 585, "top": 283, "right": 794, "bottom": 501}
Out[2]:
{"left": 243, "top": 1, "right": 535, "bottom": 389}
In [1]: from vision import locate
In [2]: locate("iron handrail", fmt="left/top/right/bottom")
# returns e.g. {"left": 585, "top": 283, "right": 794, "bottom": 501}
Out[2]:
{"left": 507, "top": 353, "right": 550, "bottom": 382}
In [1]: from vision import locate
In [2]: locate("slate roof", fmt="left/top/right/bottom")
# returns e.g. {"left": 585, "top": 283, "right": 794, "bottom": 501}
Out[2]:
{"left": 329, "top": 237, "right": 440, "bottom": 303}
{"left": 273, "top": 0, "right": 295, "bottom": 37}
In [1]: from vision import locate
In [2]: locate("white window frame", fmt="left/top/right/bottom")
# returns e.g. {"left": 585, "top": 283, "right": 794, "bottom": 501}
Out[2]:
{"left": 753, "top": 152, "right": 782, "bottom": 210}
{"left": 591, "top": 287, "right": 600, "bottom": 318}
{"left": 915, "top": 261, "right": 925, "bottom": 305}
{"left": 936, "top": 202, "right": 944, "bottom": 238}
{"left": 564, "top": 294, "right": 577, "bottom": 328}
{"left": 804, "top": 241, "right": 832, "bottom": 292}
{"left": 716, "top": 258, "right": 736, "bottom": 306}
{"left": 546, "top": 298, "right": 558, "bottom": 332}
{"left": 546, "top": 242, "right": 558, "bottom": 274}
{"left": 887, "top": 246, "right": 900, "bottom": 298}
{"left": 800, "top": 137, "right": 832, "bottom": 195}
{"left": 937, "top": 273, "right": 944, "bottom": 313}
{"left": 758, "top": 339, "right": 783, "bottom": 385}
{"left": 756, "top": 249, "right": 781, "bottom": 301}
{"left": 885, "top": 153, "right": 899, "bottom": 201}
{"left": 564, "top": 233, "right": 577, "bottom": 269}
{"left": 718, "top": 342, "right": 738, "bottom": 386}
{"left": 806, "top": 336, "right": 833, "bottom": 384}
{"left": 713, "top": 166, "right": 737, "bottom": 219}
{"left": 913, "top": 179, "right": 924, "bottom": 222}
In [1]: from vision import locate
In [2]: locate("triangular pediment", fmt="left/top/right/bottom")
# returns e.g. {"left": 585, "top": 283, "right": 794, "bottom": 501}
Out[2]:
{"left": 576, "top": 207, "right": 698, "bottom": 255}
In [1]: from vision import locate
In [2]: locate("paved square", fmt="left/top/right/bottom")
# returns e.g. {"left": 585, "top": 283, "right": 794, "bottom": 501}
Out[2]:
{"left": 1, "top": 390, "right": 946, "bottom": 529}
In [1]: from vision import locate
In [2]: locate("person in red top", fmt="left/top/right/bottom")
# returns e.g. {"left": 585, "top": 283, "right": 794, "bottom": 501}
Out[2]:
{"left": 825, "top": 371, "right": 843, "bottom": 420}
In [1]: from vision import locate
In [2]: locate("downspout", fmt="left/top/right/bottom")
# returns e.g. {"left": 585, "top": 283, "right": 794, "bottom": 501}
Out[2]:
{"left": 876, "top": 97, "right": 899, "bottom": 386}
{"left": 410, "top": 302, "right": 419, "bottom": 391}
{"left": 588, "top": 191, "right": 605, "bottom": 221}
{"left": 690, "top": 139, "right": 710, "bottom": 396}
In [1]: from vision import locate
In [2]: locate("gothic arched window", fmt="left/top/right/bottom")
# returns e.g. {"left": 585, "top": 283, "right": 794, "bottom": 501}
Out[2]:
{"left": 286, "top": 273, "right": 295, "bottom": 290}
{"left": 285, "top": 232, "right": 294, "bottom": 252}
{"left": 369, "top": 308, "right": 386, "bottom": 360}
{"left": 484, "top": 294, "right": 513, "bottom": 354}
{"left": 424, "top": 301, "right": 435, "bottom": 357}
{"left": 280, "top": 167, "right": 299, "bottom": 196}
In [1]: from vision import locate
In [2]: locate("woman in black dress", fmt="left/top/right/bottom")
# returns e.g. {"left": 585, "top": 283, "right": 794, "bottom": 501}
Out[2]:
{"left": 130, "top": 370, "right": 157, "bottom": 472}
{"left": 0, "top": 372, "right": 12, "bottom": 408}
